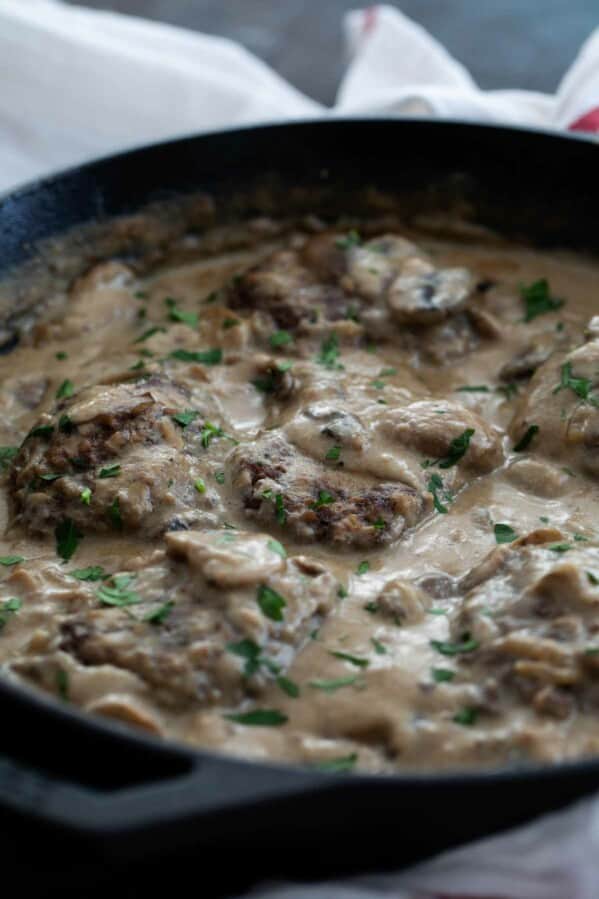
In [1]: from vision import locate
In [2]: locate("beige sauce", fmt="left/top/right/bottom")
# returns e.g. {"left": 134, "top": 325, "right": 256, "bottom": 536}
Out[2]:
{"left": 1, "top": 219, "right": 599, "bottom": 773}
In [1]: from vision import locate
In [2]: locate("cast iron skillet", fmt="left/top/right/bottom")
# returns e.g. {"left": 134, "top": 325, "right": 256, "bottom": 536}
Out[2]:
{"left": 1, "top": 119, "right": 599, "bottom": 895}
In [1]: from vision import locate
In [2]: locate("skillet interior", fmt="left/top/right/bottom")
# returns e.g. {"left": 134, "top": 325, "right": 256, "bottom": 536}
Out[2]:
{"left": 1, "top": 119, "right": 599, "bottom": 887}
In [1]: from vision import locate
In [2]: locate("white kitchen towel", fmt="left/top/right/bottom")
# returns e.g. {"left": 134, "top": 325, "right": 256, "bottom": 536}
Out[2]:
{"left": 2, "top": 2, "right": 599, "bottom": 897}
{"left": 2, "top": 0, "right": 599, "bottom": 194}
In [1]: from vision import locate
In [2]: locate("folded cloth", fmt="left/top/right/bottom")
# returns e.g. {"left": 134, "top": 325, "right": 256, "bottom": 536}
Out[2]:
{"left": 2, "top": 3, "right": 599, "bottom": 897}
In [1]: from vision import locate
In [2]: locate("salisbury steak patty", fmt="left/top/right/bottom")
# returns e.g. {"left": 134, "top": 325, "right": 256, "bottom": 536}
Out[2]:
{"left": 10, "top": 375, "right": 227, "bottom": 537}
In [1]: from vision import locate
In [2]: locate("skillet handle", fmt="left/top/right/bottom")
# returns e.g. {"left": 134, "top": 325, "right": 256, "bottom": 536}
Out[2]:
{"left": 0, "top": 748, "right": 329, "bottom": 859}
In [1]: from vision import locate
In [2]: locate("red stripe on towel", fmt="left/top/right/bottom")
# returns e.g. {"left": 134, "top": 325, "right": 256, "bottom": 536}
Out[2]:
{"left": 569, "top": 106, "right": 599, "bottom": 133}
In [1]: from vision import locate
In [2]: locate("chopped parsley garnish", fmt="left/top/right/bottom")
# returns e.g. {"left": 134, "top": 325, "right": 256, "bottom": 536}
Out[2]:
{"left": 427, "top": 473, "right": 450, "bottom": 514}
{"left": 227, "top": 639, "right": 262, "bottom": 676}
{"left": 129, "top": 360, "right": 146, "bottom": 372}
{"left": 314, "top": 753, "right": 358, "bottom": 772}
{"left": 59, "top": 414, "right": 73, "bottom": 433}
{"left": 166, "top": 299, "right": 198, "bottom": 328}
{"left": 311, "top": 490, "right": 334, "bottom": 509}
{"left": 378, "top": 367, "right": 397, "bottom": 377}
{"left": 225, "top": 709, "right": 288, "bottom": 726}
{"left": 317, "top": 333, "right": 343, "bottom": 370}
{"left": 428, "top": 607, "right": 448, "bottom": 616}
{"left": 437, "top": 429, "right": 475, "bottom": 469}
{"left": 55, "top": 351, "right": 68, "bottom": 361}
{"left": 99, "top": 463, "right": 121, "bottom": 479}
{"left": 497, "top": 382, "right": 518, "bottom": 401}
{"left": 430, "top": 632, "right": 479, "bottom": 656}
{"left": 56, "top": 669, "right": 69, "bottom": 701}
{"left": 144, "top": 601, "right": 175, "bottom": 625}
{"left": 432, "top": 667, "right": 455, "bottom": 683}
{"left": 276, "top": 676, "right": 300, "bottom": 698}
{"left": 587, "top": 571, "right": 599, "bottom": 586}
{"left": 513, "top": 424, "right": 539, "bottom": 452}
{"left": 372, "top": 518, "right": 385, "bottom": 530}
{"left": 0, "top": 555, "right": 24, "bottom": 566}
{"left": 371, "top": 380, "right": 385, "bottom": 390}
{"left": 549, "top": 542, "right": 573, "bottom": 553}
{"left": 335, "top": 230, "right": 360, "bottom": 250}
{"left": 553, "top": 361, "right": 594, "bottom": 402}
{"left": 199, "top": 422, "right": 226, "bottom": 448}
{"left": 363, "top": 601, "right": 379, "bottom": 614}
{"left": 40, "top": 473, "right": 62, "bottom": 482}
{"left": 134, "top": 326, "right": 166, "bottom": 344}
{"left": 171, "top": 409, "right": 199, "bottom": 428}
{"left": 222, "top": 318, "right": 239, "bottom": 330}
{"left": 309, "top": 675, "right": 358, "bottom": 692}
{"left": 325, "top": 446, "right": 342, "bottom": 462}
{"left": 337, "top": 585, "right": 348, "bottom": 599}
{"left": 453, "top": 707, "right": 478, "bottom": 726}
{"left": 456, "top": 385, "right": 490, "bottom": 393}
{"left": 80, "top": 487, "right": 92, "bottom": 505}
{"left": 55, "top": 379, "right": 74, "bottom": 400}
{"left": 257, "top": 584, "right": 286, "bottom": 621}
{"left": 70, "top": 566, "right": 106, "bottom": 581}
{"left": 29, "top": 425, "right": 54, "bottom": 439}
{"left": 494, "top": 523, "right": 517, "bottom": 544}
{"left": 267, "top": 539, "right": 286, "bottom": 559}
{"left": 0, "top": 597, "right": 21, "bottom": 631}
{"left": 194, "top": 478, "right": 206, "bottom": 494}
{"left": 356, "top": 561, "right": 370, "bottom": 576}
{"left": 97, "top": 574, "right": 140, "bottom": 607}
{"left": 371, "top": 638, "right": 387, "bottom": 655}
{"left": 108, "top": 497, "right": 123, "bottom": 530}
{"left": 269, "top": 330, "right": 293, "bottom": 348}
{"left": 330, "top": 650, "right": 369, "bottom": 668}
{"left": 275, "top": 493, "right": 287, "bottom": 526}
{"left": 214, "top": 471, "right": 225, "bottom": 484}
{"left": 169, "top": 348, "right": 222, "bottom": 365}
{"left": 520, "top": 279, "right": 564, "bottom": 322}
{"left": 55, "top": 518, "right": 82, "bottom": 561}
{"left": 0, "top": 446, "right": 18, "bottom": 471}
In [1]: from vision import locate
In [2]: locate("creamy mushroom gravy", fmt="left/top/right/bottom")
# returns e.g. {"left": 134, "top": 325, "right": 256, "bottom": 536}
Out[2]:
{"left": 1, "top": 216, "right": 599, "bottom": 775}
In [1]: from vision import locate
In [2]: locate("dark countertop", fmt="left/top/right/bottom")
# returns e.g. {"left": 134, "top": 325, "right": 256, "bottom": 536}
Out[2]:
{"left": 69, "top": 0, "right": 595, "bottom": 105}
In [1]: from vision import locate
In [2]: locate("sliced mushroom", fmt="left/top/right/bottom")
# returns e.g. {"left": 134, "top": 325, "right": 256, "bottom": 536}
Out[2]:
{"left": 387, "top": 258, "right": 473, "bottom": 325}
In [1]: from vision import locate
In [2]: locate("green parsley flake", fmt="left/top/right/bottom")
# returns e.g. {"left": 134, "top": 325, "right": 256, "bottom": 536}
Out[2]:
{"left": 549, "top": 542, "right": 573, "bottom": 553}
{"left": 214, "top": 471, "right": 225, "bottom": 484}
{"left": 267, "top": 539, "right": 286, "bottom": 559}
{"left": 59, "top": 414, "right": 73, "bottom": 433}
{"left": 194, "top": 478, "right": 206, "bottom": 494}
{"left": 337, "top": 585, "right": 348, "bottom": 599}
{"left": 312, "top": 490, "right": 334, "bottom": 508}
{"left": 144, "top": 601, "right": 175, "bottom": 625}
{"left": 99, "top": 463, "right": 121, "bottom": 479}
{"left": 29, "top": 425, "right": 54, "bottom": 439}
{"left": 70, "top": 566, "right": 106, "bottom": 582}
{"left": 108, "top": 497, "right": 123, "bottom": 530}
{"left": 171, "top": 409, "right": 199, "bottom": 428}
{"left": 520, "top": 279, "right": 564, "bottom": 322}
{"left": 325, "top": 446, "right": 342, "bottom": 462}
{"left": 80, "top": 487, "right": 92, "bottom": 505}
{"left": 497, "top": 383, "right": 518, "bottom": 401}
{"left": 335, "top": 230, "right": 360, "bottom": 250}
{"left": 257, "top": 584, "right": 286, "bottom": 621}
{"left": 56, "top": 379, "right": 74, "bottom": 400}
{"left": 0, "top": 555, "right": 24, "bottom": 566}
{"left": 371, "top": 638, "right": 387, "bottom": 655}
{"left": 432, "top": 667, "right": 455, "bottom": 683}
{"left": 225, "top": 709, "right": 288, "bottom": 726}
{"left": 363, "top": 602, "right": 379, "bottom": 614}
{"left": 356, "top": 561, "right": 370, "bottom": 576}
{"left": 170, "top": 348, "right": 222, "bottom": 365}
{"left": 55, "top": 351, "right": 68, "bottom": 361}
{"left": 269, "top": 330, "right": 293, "bottom": 348}
{"left": 200, "top": 422, "right": 223, "bottom": 448}
{"left": 494, "top": 523, "right": 518, "bottom": 544}
{"left": 97, "top": 574, "right": 140, "bottom": 607}
{"left": 587, "top": 571, "right": 599, "bottom": 586}
{"left": 227, "top": 639, "right": 263, "bottom": 676}
{"left": 453, "top": 707, "right": 478, "bottom": 726}
{"left": 430, "top": 632, "right": 479, "bottom": 656}
{"left": 276, "top": 676, "right": 300, "bottom": 698}
{"left": 222, "top": 318, "right": 239, "bottom": 330}
{"left": 437, "top": 429, "right": 475, "bottom": 468}
{"left": 0, "top": 597, "right": 22, "bottom": 631}
{"left": 317, "top": 333, "right": 343, "bottom": 370}
{"left": 308, "top": 675, "right": 358, "bottom": 692}
{"left": 275, "top": 493, "right": 287, "bottom": 526}
{"left": 513, "top": 424, "right": 539, "bottom": 452}
{"left": 0, "top": 447, "right": 18, "bottom": 472}
{"left": 553, "top": 361, "right": 594, "bottom": 402}
{"left": 134, "top": 326, "right": 166, "bottom": 344}
{"left": 371, "top": 380, "right": 385, "bottom": 390}
{"left": 55, "top": 518, "right": 82, "bottom": 561}
{"left": 456, "top": 385, "right": 490, "bottom": 393}
{"left": 427, "top": 473, "right": 450, "bottom": 514}
{"left": 167, "top": 301, "right": 198, "bottom": 328}
{"left": 330, "top": 650, "right": 369, "bottom": 668}
{"left": 314, "top": 753, "right": 358, "bottom": 773}
{"left": 56, "top": 669, "right": 69, "bottom": 701}
{"left": 378, "top": 367, "right": 397, "bottom": 377}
